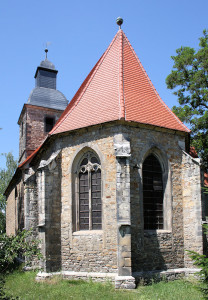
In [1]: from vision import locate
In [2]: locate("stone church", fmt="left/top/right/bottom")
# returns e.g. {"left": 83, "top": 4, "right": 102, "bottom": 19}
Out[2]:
{"left": 5, "top": 20, "right": 207, "bottom": 288}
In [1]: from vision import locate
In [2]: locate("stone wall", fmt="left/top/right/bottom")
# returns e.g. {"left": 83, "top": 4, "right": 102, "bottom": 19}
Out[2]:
{"left": 6, "top": 188, "right": 16, "bottom": 235}
{"left": 24, "top": 124, "right": 119, "bottom": 273}
{"left": 19, "top": 111, "right": 27, "bottom": 163}
{"left": 59, "top": 125, "right": 118, "bottom": 273}
{"left": 24, "top": 173, "right": 39, "bottom": 239}
{"left": 20, "top": 121, "right": 204, "bottom": 275}
{"left": 18, "top": 105, "right": 63, "bottom": 164}
{"left": 6, "top": 180, "right": 24, "bottom": 235}
{"left": 125, "top": 124, "right": 186, "bottom": 271}
{"left": 44, "top": 159, "right": 62, "bottom": 272}
{"left": 182, "top": 152, "right": 203, "bottom": 267}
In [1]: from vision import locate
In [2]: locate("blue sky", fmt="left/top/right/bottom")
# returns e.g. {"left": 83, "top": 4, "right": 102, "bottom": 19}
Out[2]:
{"left": 0, "top": 0, "right": 207, "bottom": 169}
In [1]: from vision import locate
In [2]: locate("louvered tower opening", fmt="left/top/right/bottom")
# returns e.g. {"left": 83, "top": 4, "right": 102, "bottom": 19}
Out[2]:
{"left": 35, "top": 69, "right": 57, "bottom": 89}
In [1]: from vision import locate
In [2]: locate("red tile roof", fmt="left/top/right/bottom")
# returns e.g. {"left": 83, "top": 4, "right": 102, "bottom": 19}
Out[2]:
{"left": 51, "top": 30, "right": 190, "bottom": 135}
{"left": 18, "top": 142, "right": 44, "bottom": 168}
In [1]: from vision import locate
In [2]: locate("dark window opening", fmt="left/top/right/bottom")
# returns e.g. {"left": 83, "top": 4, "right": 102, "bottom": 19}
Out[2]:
{"left": 45, "top": 116, "right": 55, "bottom": 133}
{"left": 79, "top": 172, "right": 89, "bottom": 230}
{"left": 15, "top": 187, "right": 18, "bottom": 198}
{"left": 143, "top": 154, "right": 163, "bottom": 230}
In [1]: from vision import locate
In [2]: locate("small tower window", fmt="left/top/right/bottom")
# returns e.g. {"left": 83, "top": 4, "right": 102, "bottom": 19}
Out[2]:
{"left": 45, "top": 116, "right": 55, "bottom": 133}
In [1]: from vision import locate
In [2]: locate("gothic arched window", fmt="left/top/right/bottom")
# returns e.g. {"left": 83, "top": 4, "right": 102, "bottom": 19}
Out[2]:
{"left": 142, "top": 154, "right": 163, "bottom": 230}
{"left": 77, "top": 152, "right": 102, "bottom": 230}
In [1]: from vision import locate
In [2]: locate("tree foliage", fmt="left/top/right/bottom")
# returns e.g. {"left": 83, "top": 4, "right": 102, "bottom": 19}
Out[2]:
{"left": 166, "top": 29, "right": 208, "bottom": 167}
{"left": 0, "top": 153, "right": 17, "bottom": 233}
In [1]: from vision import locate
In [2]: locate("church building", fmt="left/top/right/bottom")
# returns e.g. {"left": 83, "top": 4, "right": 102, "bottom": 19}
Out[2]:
{"left": 5, "top": 19, "right": 207, "bottom": 289}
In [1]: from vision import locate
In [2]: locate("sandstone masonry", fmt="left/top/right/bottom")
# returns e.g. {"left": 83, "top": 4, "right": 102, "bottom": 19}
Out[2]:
{"left": 6, "top": 121, "right": 207, "bottom": 288}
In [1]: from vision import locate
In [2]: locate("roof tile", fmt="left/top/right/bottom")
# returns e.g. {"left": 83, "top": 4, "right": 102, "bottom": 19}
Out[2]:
{"left": 51, "top": 30, "right": 190, "bottom": 135}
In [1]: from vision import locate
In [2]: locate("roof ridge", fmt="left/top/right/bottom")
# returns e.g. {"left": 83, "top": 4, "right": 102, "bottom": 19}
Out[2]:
{"left": 50, "top": 31, "right": 120, "bottom": 135}
{"left": 122, "top": 32, "right": 190, "bottom": 132}
{"left": 119, "top": 30, "right": 125, "bottom": 120}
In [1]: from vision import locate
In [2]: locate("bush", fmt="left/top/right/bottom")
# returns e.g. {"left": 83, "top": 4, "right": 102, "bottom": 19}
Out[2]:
{"left": 0, "top": 230, "right": 41, "bottom": 274}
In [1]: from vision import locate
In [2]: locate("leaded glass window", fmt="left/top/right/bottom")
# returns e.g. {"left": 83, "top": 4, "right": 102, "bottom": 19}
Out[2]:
{"left": 143, "top": 154, "right": 163, "bottom": 230}
{"left": 77, "top": 152, "right": 102, "bottom": 230}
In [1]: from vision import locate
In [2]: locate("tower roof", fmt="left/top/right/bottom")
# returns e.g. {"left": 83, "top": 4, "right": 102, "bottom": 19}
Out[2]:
{"left": 40, "top": 58, "right": 56, "bottom": 70}
{"left": 27, "top": 87, "right": 68, "bottom": 111}
{"left": 27, "top": 51, "right": 68, "bottom": 111}
{"left": 50, "top": 29, "right": 190, "bottom": 135}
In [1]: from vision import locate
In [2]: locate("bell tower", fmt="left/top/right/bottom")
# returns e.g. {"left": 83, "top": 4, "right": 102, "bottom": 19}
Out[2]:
{"left": 18, "top": 49, "right": 68, "bottom": 164}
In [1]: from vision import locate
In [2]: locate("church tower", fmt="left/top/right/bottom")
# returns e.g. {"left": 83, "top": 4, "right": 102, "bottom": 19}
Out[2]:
{"left": 18, "top": 50, "right": 68, "bottom": 164}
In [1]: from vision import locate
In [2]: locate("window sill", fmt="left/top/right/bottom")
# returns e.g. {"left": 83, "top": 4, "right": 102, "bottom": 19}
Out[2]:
{"left": 73, "top": 230, "right": 103, "bottom": 236}
{"left": 144, "top": 229, "right": 172, "bottom": 234}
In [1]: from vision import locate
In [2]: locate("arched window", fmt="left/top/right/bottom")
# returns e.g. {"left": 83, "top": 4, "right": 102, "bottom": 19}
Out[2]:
{"left": 142, "top": 154, "right": 163, "bottom": 230}
{"left": 77, "top": 152, "right": 102, "bottom": 230}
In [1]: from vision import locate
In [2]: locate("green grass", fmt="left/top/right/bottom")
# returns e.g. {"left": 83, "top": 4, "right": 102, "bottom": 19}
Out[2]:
{"left": 4, "top": 271, "right": 204, "bottom": 300}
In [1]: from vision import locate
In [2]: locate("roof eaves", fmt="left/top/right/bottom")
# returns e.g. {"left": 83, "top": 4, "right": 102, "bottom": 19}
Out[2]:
{"left": 18, "top": 135, "right": 49, "bottom": 169}
{"left": 4, "top": 167, "right": 22, "bottom": 197}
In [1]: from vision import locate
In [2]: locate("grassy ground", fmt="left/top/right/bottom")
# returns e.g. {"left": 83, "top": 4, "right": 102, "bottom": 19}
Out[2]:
{"left": 4, "top": 271, "right": 204, "bottom": 300}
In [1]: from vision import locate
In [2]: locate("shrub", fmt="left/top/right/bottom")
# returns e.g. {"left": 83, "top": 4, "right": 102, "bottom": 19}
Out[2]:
{"left": 0, "top": 230, "right": 41, "bottom": 274}
{"left": 188, "top": 185, "right": 208, "bottom": 298}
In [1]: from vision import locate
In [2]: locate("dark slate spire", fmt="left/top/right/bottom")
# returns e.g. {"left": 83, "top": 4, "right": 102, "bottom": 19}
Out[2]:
{"left": 27, "top": 50, "right": 68, "bottom": 111}
{"left": 34, "top": 49, "right": 58, "bottom": 89}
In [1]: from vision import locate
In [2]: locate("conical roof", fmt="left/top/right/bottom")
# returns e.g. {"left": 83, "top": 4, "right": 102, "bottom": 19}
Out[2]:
{"left": 49, "top": 29, "right": 190, "bottom": 135}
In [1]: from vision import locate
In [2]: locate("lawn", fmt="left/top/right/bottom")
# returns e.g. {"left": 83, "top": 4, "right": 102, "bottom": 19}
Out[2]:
{"left": 4, "top": 271, "right": 204, "bottom": 300}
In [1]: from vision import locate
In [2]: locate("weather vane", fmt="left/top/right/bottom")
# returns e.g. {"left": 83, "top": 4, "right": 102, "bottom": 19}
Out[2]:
{"left": 116, "top": 17, "right": 123, "bottom": 29}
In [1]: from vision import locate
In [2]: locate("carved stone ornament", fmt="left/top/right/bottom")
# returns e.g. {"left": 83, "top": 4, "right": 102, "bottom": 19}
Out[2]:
{"left": 38, "top": 149, "right": 61, "bottom": 169}
{"left": 48, "top": 159, "right": 57, "bottom": 171}
{"left": 79, "top": 162, "right": 101, "bottom": 174}
{"left": 114, "top": 142, "right": 131, "bottom": 157}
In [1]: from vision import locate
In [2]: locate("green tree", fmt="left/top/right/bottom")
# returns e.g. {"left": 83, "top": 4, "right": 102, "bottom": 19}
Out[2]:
{"left": 0, "top": 153, "right": 17, "bottom": 233}
{"left": 166, "top": 29, "right": 208, "bottom": 168}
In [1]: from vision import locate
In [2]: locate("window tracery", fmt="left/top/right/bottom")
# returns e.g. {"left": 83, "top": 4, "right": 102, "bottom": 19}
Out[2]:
{"left": 76, "top": 151, "right": 102, "bottom": 231}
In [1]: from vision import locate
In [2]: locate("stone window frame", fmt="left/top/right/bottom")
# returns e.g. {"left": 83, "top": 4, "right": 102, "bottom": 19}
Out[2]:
{"left": 140, "top": 147, "right": 172, "bottom": 232}
{"left": 72, "top": 147, "right": 103, "bottom": 233}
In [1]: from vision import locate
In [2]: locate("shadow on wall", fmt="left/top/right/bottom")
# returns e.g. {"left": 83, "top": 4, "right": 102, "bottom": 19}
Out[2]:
{"left": 44, "top": 153, "right": 62, "bottom": 272}
{"left": 131, "top": 230, "right": 167, "bottom": 272}
{"left": 130, "top": 160, "right": 166, "bottom": 272}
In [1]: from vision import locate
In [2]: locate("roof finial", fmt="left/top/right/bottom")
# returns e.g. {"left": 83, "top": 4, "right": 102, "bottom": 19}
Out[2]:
{"left": 44, "top": 42, "right": 51, "bottom": 60}
{"left": 45, "top": 48, "right": 48, "bottom": 59}
{"left": 116, "top": 17, "right": 123, "bottom": 29}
